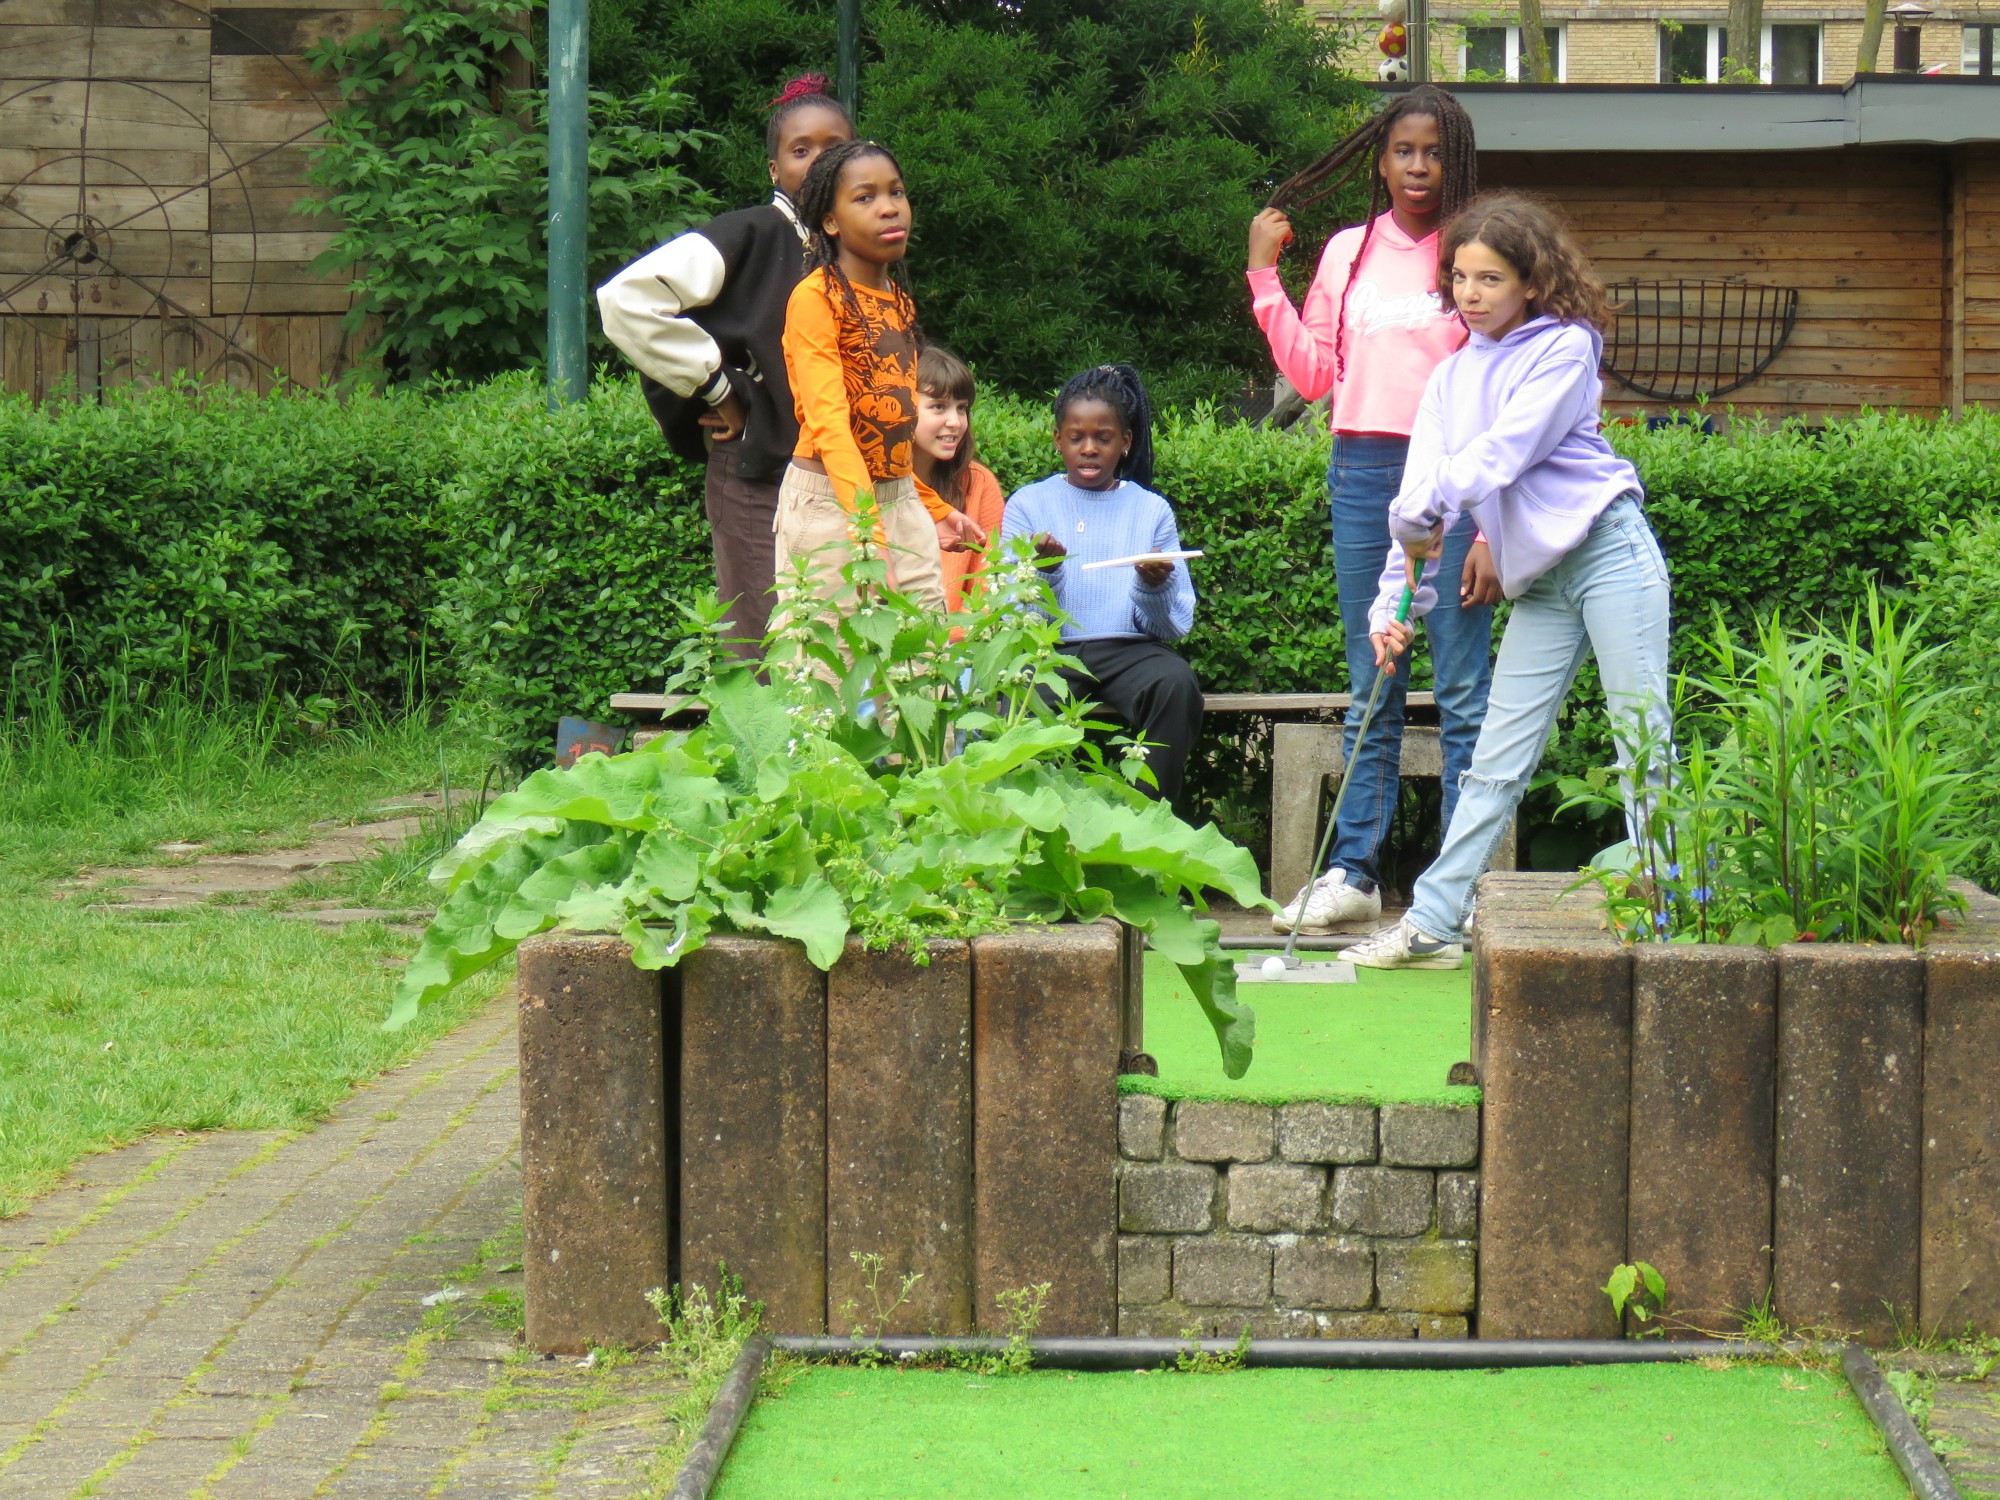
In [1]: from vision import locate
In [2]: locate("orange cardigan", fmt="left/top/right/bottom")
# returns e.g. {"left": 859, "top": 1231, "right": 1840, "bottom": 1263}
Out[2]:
{"left": 916, "top": 461, "right": 1006, "bottom": 611}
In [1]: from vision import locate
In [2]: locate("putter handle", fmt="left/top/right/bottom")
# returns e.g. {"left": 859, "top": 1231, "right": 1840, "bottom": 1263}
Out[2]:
{"left": 1394, "top": 583, "right": 1415, "bottom": 624}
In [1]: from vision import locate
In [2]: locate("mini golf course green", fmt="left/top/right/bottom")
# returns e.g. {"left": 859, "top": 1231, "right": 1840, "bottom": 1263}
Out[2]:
{"left": 1128, "top": 951, "right": 1480, "bottom": 1106}
{"left": 711, "top": 1361, "right": 1909, "bottom": 1499}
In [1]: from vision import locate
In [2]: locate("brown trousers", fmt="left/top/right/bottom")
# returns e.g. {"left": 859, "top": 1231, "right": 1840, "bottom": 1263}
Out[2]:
{"left": 704, "top": 437, "right": 781, "bottom": 661}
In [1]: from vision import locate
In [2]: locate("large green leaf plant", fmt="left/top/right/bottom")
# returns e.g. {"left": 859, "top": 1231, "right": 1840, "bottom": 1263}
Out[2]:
{"left": 388, "top": 530, "right": 1267, "bottom": 1077}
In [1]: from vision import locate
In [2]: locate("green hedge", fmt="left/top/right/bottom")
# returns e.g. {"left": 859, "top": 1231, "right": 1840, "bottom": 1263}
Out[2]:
{"left": 0, "top": 384, "right": 454, "bottom": 703}
{"left": 11, "top": 377, "right": 1999, "bottom": 877}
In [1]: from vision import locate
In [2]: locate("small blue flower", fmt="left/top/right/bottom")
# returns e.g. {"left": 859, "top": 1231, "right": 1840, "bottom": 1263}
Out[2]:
{"left": 1692, "top": 887, "right": 1712, "bottom": 903}
{"left": 1654, "top": 911, "right": 1670, "bottom": 932}
{"left": 1666, "top": 863, "right": 1682, "bottom": 880}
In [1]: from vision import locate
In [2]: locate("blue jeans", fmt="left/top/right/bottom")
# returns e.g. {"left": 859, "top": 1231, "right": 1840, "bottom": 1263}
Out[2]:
{"left": 1408, "top": 495, "right": 1671, "bottom": 942}
{"left": 1326, "top": 435, "right": 1495, "bottom": 892}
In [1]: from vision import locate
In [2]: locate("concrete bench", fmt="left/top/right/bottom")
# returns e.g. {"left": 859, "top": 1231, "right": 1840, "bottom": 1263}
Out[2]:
{"left": 610, "top": 688, "right": 1516, "bottom": 899}
{"left": 1203, "top": 692, "right": 1516, "bottom": 902}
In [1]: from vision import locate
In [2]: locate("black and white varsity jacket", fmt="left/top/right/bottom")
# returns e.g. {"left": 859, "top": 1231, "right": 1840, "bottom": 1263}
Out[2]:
{"left": 596, "top": 194, "right": 809, "bottom": 483}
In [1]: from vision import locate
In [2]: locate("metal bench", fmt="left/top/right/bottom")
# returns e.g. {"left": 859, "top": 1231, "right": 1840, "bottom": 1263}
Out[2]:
{"left": 609, "top": 688, "right": 1516, "bottom": 899}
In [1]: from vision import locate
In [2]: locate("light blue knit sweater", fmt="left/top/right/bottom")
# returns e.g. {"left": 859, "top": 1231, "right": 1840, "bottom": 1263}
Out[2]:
{"left": 998, "top": 474, "right": 1197, "bottom": 644}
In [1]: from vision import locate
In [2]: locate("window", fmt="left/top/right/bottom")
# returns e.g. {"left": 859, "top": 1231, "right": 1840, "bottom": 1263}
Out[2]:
{"left": 1964, "top": 23, "right": 1997, "bottom": 76}
{"left": 1763, "top": 23, "right": 1821, "bottom": 84}
{"left": 1659, "top": 22, "right": 1727, "bottom": 82}
{"left": 1461, "top": 24, "right": 1564, "bottom": 81}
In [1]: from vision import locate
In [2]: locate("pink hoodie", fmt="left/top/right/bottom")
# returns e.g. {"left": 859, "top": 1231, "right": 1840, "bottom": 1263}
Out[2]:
{"left": 1248, "top": 213, "right": 1465, "bottom": 437}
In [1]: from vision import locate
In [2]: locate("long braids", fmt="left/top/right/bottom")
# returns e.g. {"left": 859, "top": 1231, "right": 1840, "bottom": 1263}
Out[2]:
{"left": 1053, "top": 364, "right": 1155, "bottom": 490}
{"left": 794, "top": 139, "right": 923, "bottom": 349}
{"left": 1267, "top": 85, "right": 1478, "bottom": 381}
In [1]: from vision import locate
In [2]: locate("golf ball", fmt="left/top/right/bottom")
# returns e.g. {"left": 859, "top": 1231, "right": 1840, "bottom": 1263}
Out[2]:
{"left": 1261, "top": 956, "right": 1288, "bottom": 979}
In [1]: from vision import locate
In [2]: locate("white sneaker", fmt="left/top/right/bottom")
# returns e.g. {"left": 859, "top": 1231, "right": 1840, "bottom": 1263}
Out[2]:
{"left": 1272, "top": 868, "right": 1382, "bottom": 935}
{"left": 1344, "top": 917, "right": 1465, "bottom": 971}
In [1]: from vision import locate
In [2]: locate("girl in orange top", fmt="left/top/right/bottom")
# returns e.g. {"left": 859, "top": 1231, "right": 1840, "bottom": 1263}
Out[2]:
{"left": 778, "top": 141, "right": 982, "bottom": 615}
{"left": 911, "top": 347, "right": 1005, "bottom": 611}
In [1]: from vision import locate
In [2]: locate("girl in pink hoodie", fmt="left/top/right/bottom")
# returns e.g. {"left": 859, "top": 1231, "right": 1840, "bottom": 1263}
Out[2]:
{"left": 1248, "top": 86, "right": 1498, "bottom": 936}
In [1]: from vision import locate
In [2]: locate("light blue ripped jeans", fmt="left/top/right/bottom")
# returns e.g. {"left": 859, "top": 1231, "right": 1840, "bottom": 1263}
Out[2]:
{"left": 1408, "top": 495, "right": 1671, "bottom": 943}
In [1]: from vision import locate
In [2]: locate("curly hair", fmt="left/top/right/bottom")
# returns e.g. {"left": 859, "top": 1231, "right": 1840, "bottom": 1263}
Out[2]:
{"left": 794, "top": 140, "right": 922, "bottom": 346}
{"left": 1265, "top": 85, "right": 1478, "bottom": 382}
{"left": 1436, "top": 193, "right": 1613, "bottom": 332}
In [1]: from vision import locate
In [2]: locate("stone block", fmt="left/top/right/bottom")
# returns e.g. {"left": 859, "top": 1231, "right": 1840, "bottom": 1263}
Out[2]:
{"left": 1417, "top": 1315, "right": 1471, "bottom": 1339}
{"left": 1776, "top": 944, "right": 1928, "bottom": 1344}
{"left": 1437, "top": 1171, "right": 1480, "bottom": 1238}
{"left": 1277, "top": 1102, "right": 1377, "bottom": 1164}
{"left": 1377, "top": 1241, "right": 1476, "bottom": 1314}
{"left": 518, "top": 936, "right": 671, "bottom": 1355}
{"left": 1380, "top": 1104, "right": 1480, "bottom": 1167}
{"left": 1774, "top": 944, "right": 1924, "bottom": 1344}
{"left": 1173, "top": 1101, "right": 1274, "bottom": 1163}
{"left": 1476, "top": 918, "right": 1632, "bottom": 1339}
{"left": 1628, "top": 945, "right": 1776, "bottom": 1337}
{"left": 1119, "top": 1162, "right": 1217, "bottom": 1233}
{"left": 1225, "top": 1163, "right": 1327, "bottom": 1233}
{"left": 972, "top": 924, "right": 1121, "bottom": 1336}
{"left": 680, "top": 937, "right": 826, "bottom": 1336}
{"left": 1921, "top": 886, "right": 2000, "bottom": 1335}
{"left": 827, "top": 939, "right": 973, "bottom": 1336}
{"left": 1118, "top": 1236, "right": 1172, "bottom": 1306}
{"left": 1173, "top": 1239, "right": 1272, "bottom": 1307}
{"left": 1272, "top": 1236, "right": 1373, "bottom": 1309}
{"left": 1119, "top": 1094, "right": 1167, "bottom": 1161}
{"left": 1330, "top": 1166, "right": 1433, "bottom": 1237}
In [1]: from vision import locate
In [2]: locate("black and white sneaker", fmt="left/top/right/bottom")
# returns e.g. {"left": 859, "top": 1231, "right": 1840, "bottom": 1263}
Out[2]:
{"left": 1344, "top": 918, "right": 1465, "bottom": 971}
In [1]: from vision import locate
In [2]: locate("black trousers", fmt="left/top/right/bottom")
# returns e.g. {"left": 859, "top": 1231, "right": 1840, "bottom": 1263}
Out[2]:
{"left": 1059, "top": 638, "right": 1203, "bottom": 808}
{"left": 704, "top": 437, "right": 781, "bottom": 661}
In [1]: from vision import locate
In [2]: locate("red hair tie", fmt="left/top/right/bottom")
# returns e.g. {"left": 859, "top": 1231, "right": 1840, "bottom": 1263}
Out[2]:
{"left": 766, "top": 72, "right": 831, "bottom": 110}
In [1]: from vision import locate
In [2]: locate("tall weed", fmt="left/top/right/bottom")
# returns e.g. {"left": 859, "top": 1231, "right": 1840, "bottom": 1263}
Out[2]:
{"left": 1565, "top": 588, "right": 1970, "bottom": 945}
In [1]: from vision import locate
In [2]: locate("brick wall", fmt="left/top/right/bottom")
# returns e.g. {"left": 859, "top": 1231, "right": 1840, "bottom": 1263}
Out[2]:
{"left": 1115, "top": 1095, "right": 1479, "bottom": 1337}
{"left": 1563, "top": 19, "right": 1659, "bottom": 81}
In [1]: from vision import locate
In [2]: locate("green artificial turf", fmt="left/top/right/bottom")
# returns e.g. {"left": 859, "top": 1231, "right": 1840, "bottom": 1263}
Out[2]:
{"left": 1125, "top": 951, "right": 1479, "bottom": 1106}
{"left": 713, "top": 1362, "right": 1907, "bottom": 1500}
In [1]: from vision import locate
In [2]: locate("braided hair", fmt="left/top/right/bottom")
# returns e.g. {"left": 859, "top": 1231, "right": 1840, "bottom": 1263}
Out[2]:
{"left": 794, "top": 139, "right": 922, "bottom": 349}
{"left": 1053, "top": 364, "right": 1155, "bottom": 490}
{"left": 1266, "top": 85, "right": 1478, "bottom": 382}
{"left": 763, "top": 72, "right": 851, "bottom": 156}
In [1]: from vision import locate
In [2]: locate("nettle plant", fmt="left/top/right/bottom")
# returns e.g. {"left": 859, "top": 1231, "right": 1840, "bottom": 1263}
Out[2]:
{"left": 1563, "top": 588, "right": 1970, "bottom": 946}
{"left": 387, "top": 528, "right": 1265, "bottom": 1076}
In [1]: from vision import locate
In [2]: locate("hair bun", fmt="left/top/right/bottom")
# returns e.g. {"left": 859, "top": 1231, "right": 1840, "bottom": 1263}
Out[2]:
{"left": 767, "top": 72, "right": 833, "bottom": 110}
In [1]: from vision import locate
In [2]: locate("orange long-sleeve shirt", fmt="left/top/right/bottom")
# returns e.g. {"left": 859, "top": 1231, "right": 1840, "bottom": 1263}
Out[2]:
{"left": 916, "top": 461, "right": 1006, "bottom": 612}
{"left": 783, "top": 268, "right": 948, "bottom": 521}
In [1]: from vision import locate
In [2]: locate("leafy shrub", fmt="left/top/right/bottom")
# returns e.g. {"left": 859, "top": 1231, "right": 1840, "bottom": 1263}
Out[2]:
{"left": 0, "top": 383, "right": 454, "bottom": 705}
{"left": 395, "top": 536, "right": 1267, "bottom": 1077}
{"left": 1906, "top": 511, "right": 2000, "bottom": 890}
{"left": 305, "top": 0, "right": 718, "bottom": 380}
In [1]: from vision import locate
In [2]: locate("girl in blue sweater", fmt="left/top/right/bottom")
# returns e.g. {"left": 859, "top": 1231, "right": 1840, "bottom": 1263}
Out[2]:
{"left": 999, "top": 364, "right": 1202, "bottom": 806}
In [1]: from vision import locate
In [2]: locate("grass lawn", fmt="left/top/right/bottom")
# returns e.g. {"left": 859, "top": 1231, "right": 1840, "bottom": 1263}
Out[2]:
{"left": 714, "top": 1362, "right": 1907, "bottom": 1499}
{"left": 0, "top": 685, "right": 506, "bottom": 1215}
{"left": 1130, "top": 951, "right": 1479, "bottom": 1106}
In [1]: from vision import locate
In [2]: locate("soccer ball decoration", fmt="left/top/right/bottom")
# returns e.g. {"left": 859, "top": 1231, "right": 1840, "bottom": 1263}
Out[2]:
{"left": 1379, "top": 54, "right": 1412, "bottom": 81}
{"left": 1376, "top": 0, "right": 1410, "bottom": 81}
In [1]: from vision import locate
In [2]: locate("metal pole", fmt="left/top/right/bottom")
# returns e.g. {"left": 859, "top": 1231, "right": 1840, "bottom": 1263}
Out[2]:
{"left": 546, "top": 0, "right": 589, "bottom": 408}
{"left": 837, "top": 0, "right": 860, "bottom": 114}
{"left": 1406, "top": 0, "right": 1429, "bottom": 82}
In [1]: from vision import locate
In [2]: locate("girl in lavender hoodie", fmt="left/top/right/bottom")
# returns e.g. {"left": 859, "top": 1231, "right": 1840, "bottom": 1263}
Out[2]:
{"left": 1346, "top": 194, "right": 1671, "bottom": 971}
{"left": 1248, "top": 86, "right": 1498, "bottom": 938}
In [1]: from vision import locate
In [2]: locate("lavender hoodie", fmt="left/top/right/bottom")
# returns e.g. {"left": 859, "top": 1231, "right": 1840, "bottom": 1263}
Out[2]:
{"left": 1368, "top": 314, "right": 1642, "bottom": 633}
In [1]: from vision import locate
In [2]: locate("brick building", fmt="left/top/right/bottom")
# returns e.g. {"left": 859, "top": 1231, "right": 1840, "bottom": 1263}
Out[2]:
{"left": 1321, "top": 0, "right": 1978, "bottom": 83}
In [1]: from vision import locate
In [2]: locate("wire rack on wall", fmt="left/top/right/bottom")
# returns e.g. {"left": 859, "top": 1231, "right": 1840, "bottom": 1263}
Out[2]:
{"left": 1601, "top": 280, "right": 1800, "bottom": 404}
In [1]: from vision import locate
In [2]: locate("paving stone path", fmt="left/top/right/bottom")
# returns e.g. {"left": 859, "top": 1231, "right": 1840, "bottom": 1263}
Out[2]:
{"left": 1934, "top": 1371, "right": 2000, "bottom": 1496}
{"left": 0, "top": 997, "right": 685, "bottom": 1498}
{"left": 63, "top": 792, "right": 471, "bottom": 928}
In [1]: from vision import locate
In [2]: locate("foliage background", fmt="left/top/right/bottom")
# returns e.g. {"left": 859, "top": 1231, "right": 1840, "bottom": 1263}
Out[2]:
{"left": 15, "top": 379, "right": 1997, "bottom": 886}
{"left": 307, "top": 0, "right": 1369, "bottom": 403}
